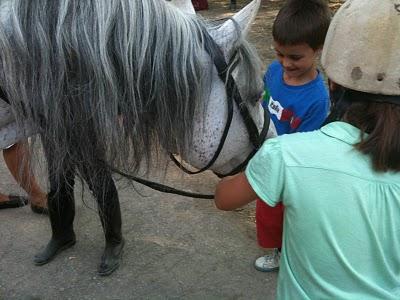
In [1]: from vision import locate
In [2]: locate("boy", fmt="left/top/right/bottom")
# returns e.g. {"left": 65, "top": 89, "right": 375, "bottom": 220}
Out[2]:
{"left": 256, "top": 0, "right": 331, "bottom": 272}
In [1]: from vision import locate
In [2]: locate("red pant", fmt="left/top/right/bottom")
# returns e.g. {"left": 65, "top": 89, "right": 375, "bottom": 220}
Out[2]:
{"left": 256, "top": 199, "right": 284, "bottom": 248}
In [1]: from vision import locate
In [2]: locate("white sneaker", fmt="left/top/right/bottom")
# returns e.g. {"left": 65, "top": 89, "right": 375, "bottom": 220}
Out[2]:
{"left": 254, "top": 248, "right": 280, "bottom": 272}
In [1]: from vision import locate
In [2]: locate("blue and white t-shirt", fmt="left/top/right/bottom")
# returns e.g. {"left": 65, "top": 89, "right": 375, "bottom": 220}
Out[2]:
{"left": 263, "top": 60, "right": 329, "bottom": 135}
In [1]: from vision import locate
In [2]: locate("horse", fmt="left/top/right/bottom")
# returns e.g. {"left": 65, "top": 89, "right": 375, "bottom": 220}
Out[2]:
{"left": 0, "top": 0, "right": 275, "bottom": 275}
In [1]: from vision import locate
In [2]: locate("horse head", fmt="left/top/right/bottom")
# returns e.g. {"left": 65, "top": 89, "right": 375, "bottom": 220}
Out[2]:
{"left": 0, "top": 0, "right": 275, "bottom": 179}
{"left": 178, "top": 0, "right": 277, "bottom": 175}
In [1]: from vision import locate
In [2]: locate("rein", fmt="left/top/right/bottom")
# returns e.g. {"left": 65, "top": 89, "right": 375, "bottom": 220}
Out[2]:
{"left": 115, "top": 29, "right": 270, "bottom": 199}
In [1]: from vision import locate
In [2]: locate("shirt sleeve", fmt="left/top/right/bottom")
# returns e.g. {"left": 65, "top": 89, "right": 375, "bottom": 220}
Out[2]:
{"left": 245, "top": 137, "right": 285, "bottom": 207}
{"left": 296, "top": 97, "right": 329, "bottom": 132}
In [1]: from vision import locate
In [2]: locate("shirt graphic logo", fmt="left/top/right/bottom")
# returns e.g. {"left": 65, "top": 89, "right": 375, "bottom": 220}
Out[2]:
{"left": 268, "top": 97, "right": 284, "bottom": 119}
{"left": 268, "top": 97, "right": 302, "bottom": 129}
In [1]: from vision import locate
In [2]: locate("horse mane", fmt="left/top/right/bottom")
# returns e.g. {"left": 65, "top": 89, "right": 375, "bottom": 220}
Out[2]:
{"left": 0, "top": 0, "right": 262, "bottom": 176}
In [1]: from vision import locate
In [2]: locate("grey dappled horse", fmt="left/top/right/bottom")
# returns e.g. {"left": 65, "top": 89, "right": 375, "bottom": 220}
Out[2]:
{"left": 0, "top": 0, "right": 275, "bottom": 275}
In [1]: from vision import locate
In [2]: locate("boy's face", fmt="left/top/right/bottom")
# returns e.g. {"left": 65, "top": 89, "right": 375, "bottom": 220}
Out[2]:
{"left": 273, "top": 41, "right": 320, "bottom": 81}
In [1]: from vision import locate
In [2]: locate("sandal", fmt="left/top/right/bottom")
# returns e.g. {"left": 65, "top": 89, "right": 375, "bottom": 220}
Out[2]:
{"left": 31, "top": 203, "right": 49, "bottom": 215}
{"left": 0, "top": 195, "right": 29, "bottom": 209}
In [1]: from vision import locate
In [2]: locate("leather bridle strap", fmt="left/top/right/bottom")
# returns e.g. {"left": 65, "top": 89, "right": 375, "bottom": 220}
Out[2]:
{"left": 168, "top": 61, "right": 237, "bottom": 175}
{"left": 214, "top": 107, "right": 270, "bottom": 177}
{"left": 111, "top": 167, "right": 214, "bottom": 199}
{"left": 170, "top": 27, "right": 270, "bottom": 177}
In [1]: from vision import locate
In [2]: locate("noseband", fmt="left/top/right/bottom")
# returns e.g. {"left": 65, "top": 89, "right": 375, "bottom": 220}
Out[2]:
{"left": 170, "top": 28, "right": 270, "bottom": 178}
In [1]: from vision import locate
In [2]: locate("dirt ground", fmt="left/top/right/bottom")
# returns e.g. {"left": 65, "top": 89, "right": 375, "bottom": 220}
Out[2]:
{"left": 0, "top": 1, "right": 343, "bottom": 299}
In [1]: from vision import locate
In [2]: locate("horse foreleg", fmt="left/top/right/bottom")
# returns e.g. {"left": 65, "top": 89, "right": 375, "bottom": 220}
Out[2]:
{"left": 79, "top": 163, "right": 124, "bottom": 276}
{"left": 33, "top": 162, "right": 77, "bottom": 265}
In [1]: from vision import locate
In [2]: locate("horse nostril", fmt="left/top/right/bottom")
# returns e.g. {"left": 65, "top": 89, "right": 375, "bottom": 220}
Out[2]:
{"left": 377, "top": 73, "right": 386, "bottom": 82}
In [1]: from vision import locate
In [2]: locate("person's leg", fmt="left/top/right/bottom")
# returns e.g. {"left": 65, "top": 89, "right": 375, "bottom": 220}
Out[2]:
{"left": 254, "top": 200, "right": 284, "bottom": 272}
{"left": 33, "top": 140, "right": 76, "bottom": 265}
{"left": 3, "top": 142, "right": 47, "bottom": 208}
{"left": 34, "top": 166, "right": 76, "bottom": 265}
{"left": 79, "top": 162, "right": 124, "bottom": 276}
{"left": 256, "top": 200, "right": 284, "bottom": 248}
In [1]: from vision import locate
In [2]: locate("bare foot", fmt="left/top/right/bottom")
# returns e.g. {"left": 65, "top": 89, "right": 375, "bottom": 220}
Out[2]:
{"left": 0, "top": 193, "right": 9, "bottom": 202}
{"left": 29, "top": 194, "right": 48, "bottom": 208}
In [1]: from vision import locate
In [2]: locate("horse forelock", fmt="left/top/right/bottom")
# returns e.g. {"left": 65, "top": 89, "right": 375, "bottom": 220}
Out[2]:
{"left": 0, "top": 0, "right": 262, "bottom": 176}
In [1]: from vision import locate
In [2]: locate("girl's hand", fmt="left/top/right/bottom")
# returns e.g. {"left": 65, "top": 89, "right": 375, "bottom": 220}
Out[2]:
{"left": 214, "top": 172, "right": 258, "bottom": 211}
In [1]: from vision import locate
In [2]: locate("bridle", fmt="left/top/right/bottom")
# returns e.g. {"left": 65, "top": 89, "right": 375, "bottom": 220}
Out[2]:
{"left": 169, "top": 28, "right": 270, "bottom": 178}
{"left": 114, "top": 28, "right": 270, "bottom": 198}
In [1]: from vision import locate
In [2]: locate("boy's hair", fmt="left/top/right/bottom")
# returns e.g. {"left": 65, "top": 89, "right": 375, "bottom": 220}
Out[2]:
{"left": 273, "top": 0, "right": 331, "bottom": 50}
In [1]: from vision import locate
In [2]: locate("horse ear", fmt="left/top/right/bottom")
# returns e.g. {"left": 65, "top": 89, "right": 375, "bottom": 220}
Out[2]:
{"left": 210, "top": 0, "right": 261, "bottom": 53}
{"left": 167, "top": 0, "right": 196, "bottom": 15}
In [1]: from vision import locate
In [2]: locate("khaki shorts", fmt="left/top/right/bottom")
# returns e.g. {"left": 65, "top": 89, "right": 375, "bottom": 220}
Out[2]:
{"left": 0, "top": 99, "right": 36, "bottom": 149}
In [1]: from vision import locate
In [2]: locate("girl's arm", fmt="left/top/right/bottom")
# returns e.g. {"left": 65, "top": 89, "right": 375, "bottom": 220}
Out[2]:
{"left": 214, "top": 172, "right": 258, "bottom": 211}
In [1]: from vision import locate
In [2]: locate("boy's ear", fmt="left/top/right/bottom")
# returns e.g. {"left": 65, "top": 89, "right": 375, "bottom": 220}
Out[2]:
{"left": 314, "top": 47, "right": 323, "bottom": 56}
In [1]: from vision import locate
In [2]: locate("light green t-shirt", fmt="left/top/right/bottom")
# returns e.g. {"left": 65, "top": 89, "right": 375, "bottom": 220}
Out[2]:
{"left": 246, "top": 121, "right": 400, "bottom": 300}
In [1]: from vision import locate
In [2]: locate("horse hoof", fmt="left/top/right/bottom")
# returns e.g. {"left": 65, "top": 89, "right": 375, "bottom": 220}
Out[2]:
{"left": 98, "top": 238, "right": 125, "bottom": 276}
{"left": 33, "top": 235, "right": 76, "bottom": 266}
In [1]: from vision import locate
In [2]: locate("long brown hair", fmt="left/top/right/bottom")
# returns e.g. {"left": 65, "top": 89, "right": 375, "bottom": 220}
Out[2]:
{"left": 345, "top": 100, "right": 400, "bottom": 172}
